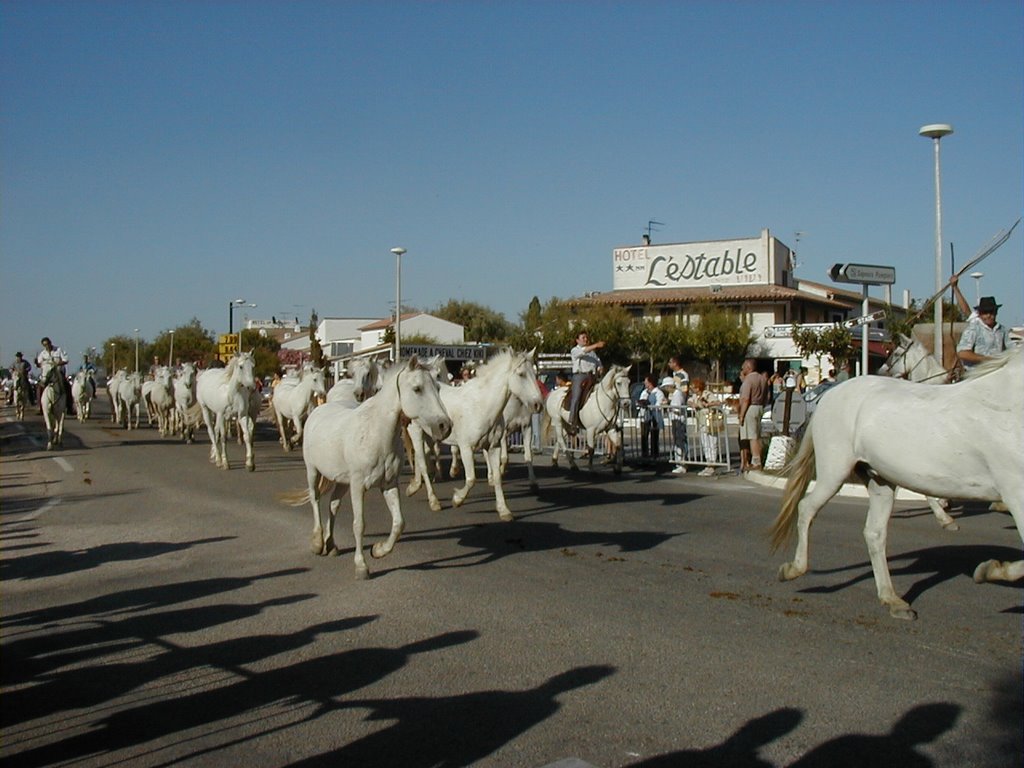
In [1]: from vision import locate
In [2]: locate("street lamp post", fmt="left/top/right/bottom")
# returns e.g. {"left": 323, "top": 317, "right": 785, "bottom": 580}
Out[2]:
{"left": 229, "top": 298, "right": 246, "bottom": 335}
{"left": 919, "top": 123, "right": 953, "bottom": 364}
{"left": 169, "top": 330, "right": 175, "bottom": 367}
{"left": 969, "top": 272, "right": 984, "bottom": 307}
{"left": 134, "top": 329, "right": 140, "bottom": 374}
{"left": 110, "top": 342, "right": 116, "bottom": 373}
{"left": 390, "top": 247, "right": 407, "bottom": 362}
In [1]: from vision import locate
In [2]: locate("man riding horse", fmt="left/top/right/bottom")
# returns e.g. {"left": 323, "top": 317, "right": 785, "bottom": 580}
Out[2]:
{"left": 36, "top": 337, "right": 73, "bottom": 415}
{"left": 567, "top": 330, "right": 605, "bottom": 435}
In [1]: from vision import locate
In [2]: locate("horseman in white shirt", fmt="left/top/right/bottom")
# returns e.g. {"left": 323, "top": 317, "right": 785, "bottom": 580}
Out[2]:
{"left": 36, "top": 337, "right": 72, "bottom": 415}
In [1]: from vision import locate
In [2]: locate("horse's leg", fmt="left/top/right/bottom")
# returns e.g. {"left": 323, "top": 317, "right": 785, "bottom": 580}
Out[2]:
{"left": 308, "top": 468, "right": 328, "bottom": 555}
{"left": 862, "top": 477, "right": 915, "bottom": 620}
{"left": 522, "top": 422, "right": 537, "bottom": 491}
{"left": 350, "top": 486, "right": 370, "bottom": 579}
{"left": 275, "top": 407, "right": 290, "bottom": 451}
{"left": 405, "top": 425, "right": 425, "bottom": 496}
{"left": 201, "top": 405, "right": 219, "bottom": 463}
{"left": 926, "top": 496, "right": 959, "bottom": 530}
{"left": 608, "top": 427, "right": 624, "bottom": 475}
{"left": 973, "top": 495, "right": 1024, "bottom": 584}
{"left": 777, "top": 465, "right": 848, "bottom": 583}
{"left": 214, "top": 412, "right": 229, "bottom": 469}
{"left": 371, "top": 485, "right": 405, "bottom": 560}
{"left": 449, "top": 444, "right": 462, "bottom": 479}
{"left": 585, "top": 428, "right": 597, "bottom": 470}
{"left": 242, "top": 415, "right": 256, "bottom": 471}
{"left": 325, "top": 483, "right": 349, "bottom": 556}
{"left": 485, "top": 445, "right": 514, "bottom": 522}
{"left": 451, "top": 441, "right": 478, "bottom": 509}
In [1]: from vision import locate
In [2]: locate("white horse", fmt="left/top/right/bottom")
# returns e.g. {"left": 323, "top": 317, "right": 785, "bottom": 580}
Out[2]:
{"left": 877, "top": 333, "right": 963, "bottom": 530}
{"left": 12, "top": 372, "right": 28, "bottom": 421}
{"left": 326, "top": 357, "right": 382, "bottom": 405}
{"left": 771, "top": 347, "right": 1024, "bottom": 620}
{"left": 106, "top": 369, "right": 126, "bottom": 423}
{"left": 115, "top": 372, "right": 143, "bottom": 430}
{"left": 71, "top": 370, "right": 95, "bottom": 421}
{"left": 173, "top": 362, "right": 199, "bottom": 443}
{"left": 449, "top": 391, "right": 542, "bottom": 492}
{"left": 144, "top": 366, "right": 176, "bottom": 436}
{"left": 272, "top": 366, "right": 327, "bottom": 451}
{"left": 406, "top": 349, "right": 543, "bottom": 520}
{"left": 543, "top": 364, "right": 632, "bottom": 471}
{"left": 281, "top": 357, "right": 451, "bottom": 579}
{"left": 197, "top": 352, "right": 258, "bottom": 471}
{"left": 39, "top": 366, "right": 66, "bottom": 450}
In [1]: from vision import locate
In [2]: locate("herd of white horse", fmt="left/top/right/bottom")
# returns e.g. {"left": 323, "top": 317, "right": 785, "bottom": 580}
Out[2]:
{"left": 18, "top": 339, "right": 1023, "bottom": 618}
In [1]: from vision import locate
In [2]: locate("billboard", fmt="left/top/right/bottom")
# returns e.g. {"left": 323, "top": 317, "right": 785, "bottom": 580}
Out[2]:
{"left": 612, "top": 235, "right": 769, "bottom": 290}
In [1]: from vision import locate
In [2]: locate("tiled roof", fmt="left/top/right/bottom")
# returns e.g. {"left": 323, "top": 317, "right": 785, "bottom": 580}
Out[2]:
{"left": 574, "top": 284, "right": 851, "bottom": 309}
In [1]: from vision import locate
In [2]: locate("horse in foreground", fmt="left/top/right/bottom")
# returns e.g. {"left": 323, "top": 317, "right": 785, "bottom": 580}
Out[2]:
{"left": 770, "top": 347, "right": 1023, "bottom": 620}
{"left": 173, "top": 362, "right": 199, "bottom": 443}
{"left": 197, "top": 352, "right": 258, "bottom": 471}
{"left": 543, "top": 364, "right": 631, "bottom": 472}
{"left": 39, "top": 367, "right": 66, "bottom": 450}
{"left": 281, "top": 357, "right": 451, "bottom": 579}
{"left": 406, "top": 349, "right": 543, "bottom": 520}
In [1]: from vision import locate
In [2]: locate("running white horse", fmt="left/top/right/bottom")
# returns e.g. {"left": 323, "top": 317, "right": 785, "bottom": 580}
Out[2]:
{"left": 449, "top": 391, "right": 542, "bottom": 492}
{"left": 281, "top": 357, "right": 451, "bottom": 579}
{"left": 12, "top": 371, "right": 28, "bottom": 421}
{"left": 39, "top": 366, "right": 66, "bottom": 450}
{"left": 144, "top": 366, "right": 176, "bottom": 436}
{"left": 272, "top": 365, "right": 327, "bottom": 451}
{"left": 173, "top": 362, "right": 199, "bottom": 443}
{"left": 543, "top": 364, "right": 632, "bottom": 472}
{"left": 770, "top": 347, "right": 1024, "bottom": 620}
{"left": 326, "top": 357, "right": 382, "bottom": 405}
{"left": 107, "top": 369, "right": 126, "bottom": 423}
{"left": 877, "top": 333, "right": 962, "bottom": 530}
{"left": 115, "top": 372, "right": 143, "bottom": 430}
{"left": 406, "top": 349, "right": 543, "bottom": 520}
{"left": 71, "top": 370, "right": 95, "bottom": 421}
{"left": 197, "top": 352, "right": 258, "bottom": 471}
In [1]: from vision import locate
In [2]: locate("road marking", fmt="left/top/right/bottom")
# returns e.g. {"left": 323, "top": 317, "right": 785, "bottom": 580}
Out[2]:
{"left": 53, "top": 457, "right": 73, "bottom": 472}
{"left": 20, "top": 496, "right": 61, "bottom": 521}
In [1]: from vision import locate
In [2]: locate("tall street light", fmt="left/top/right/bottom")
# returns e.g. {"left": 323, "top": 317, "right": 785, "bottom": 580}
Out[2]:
{"left": 110, "top": 342, "right": 116, "bottom": 373}
{"left": 919, "top": 123, "right": 953, "bottom": 363}
{"left": 169, "top": 330, "right": 175, "bottom": 367}
{"left": 969, "top": 271, "right": 984, "bottom": 307}
{"left": 134, "top": 329, "right": 140, "bottom": 374}
{"left": 390, "top": 247, "right": 407, "bottom": 362}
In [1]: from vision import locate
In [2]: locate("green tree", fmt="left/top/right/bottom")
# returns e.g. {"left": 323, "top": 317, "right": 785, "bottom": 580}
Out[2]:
{"left": 239, "top": 328, "right": 282, "bottom": 379}
{"left": 432, "top": 299, "right": 512, "bottom": 342}
{"left": 521, "top": 296, "right": 543, "bottom": 332}
{"left": 690, "top": 305, "right": 753, "bottom": 383}
{"left": 790, "top": 322, "right": 854, "bottom": 371}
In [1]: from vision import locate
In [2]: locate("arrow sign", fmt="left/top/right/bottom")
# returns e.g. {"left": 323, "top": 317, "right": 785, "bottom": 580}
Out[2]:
{"left": 829, "top": 263, "right": 896, "bottom": 285}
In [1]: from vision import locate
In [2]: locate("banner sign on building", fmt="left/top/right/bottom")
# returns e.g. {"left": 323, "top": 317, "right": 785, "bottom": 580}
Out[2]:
{"left": 218, "top": 333, "right": 239, "bottom": 362}
{"left": 613, "top": 235, "right": 769, "bottom": 291}
{"left": 401, "top": 344, "right": 491, "bottom": 362}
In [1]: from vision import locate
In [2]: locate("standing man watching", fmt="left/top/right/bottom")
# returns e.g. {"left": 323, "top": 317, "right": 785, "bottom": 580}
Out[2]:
{"left": 956, "top": 296, "right": 1010, "bottom": 366}
{"left": 738, "top": 358, "right": 766, "bottom": 472}
{"left": 568, "top": 330, "right": 605, "bottom": 435}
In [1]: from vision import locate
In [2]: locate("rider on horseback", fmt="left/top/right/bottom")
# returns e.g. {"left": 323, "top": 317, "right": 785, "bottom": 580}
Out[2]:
{"left": 12, "top": 352, "right": 34, "bottom": 405}
{"left": 567, "top": 330, "right": 605, "bottom": 435}
{"left": 36, "top": 337, "right": 72, "bottom": 415}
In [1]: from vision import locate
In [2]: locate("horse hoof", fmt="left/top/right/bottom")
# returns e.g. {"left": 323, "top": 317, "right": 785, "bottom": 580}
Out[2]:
{"left": 973, "top": 560, "right": 998, "bottom": 583}
{"left": 498, "top": 511, "right": 514, "bottom": 522}
{"left": 354, "top": 566, "right": 369, "bottom": 580}
{"left": 429, "top": 499, "right": 443, "bottom": 512}
{"left": 942, "top": 521, "right": 960, "bottom": 532}
{"left": 247, "top": 463, "right": 255, "bottom": 472}
{"left": 777, "top": 563, "right": 803, "bottom": 582}
{"left": 451, "top": 494, "right": 465, "bottom": 508}
{"left": 888, "top": 605, "right": 918, "bottom": 621}
{"left": 371, "top": 542, "right": 390, "bottom": 559}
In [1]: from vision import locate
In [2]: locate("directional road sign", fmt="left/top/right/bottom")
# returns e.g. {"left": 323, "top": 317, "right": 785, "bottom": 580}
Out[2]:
{"left": 828, "top": 263, "right": 896, "bottom": 285}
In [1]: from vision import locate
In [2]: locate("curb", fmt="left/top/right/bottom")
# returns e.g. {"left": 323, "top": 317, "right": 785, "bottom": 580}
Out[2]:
{"left": 741, "top": 468, "right": 930, "bottom": 501}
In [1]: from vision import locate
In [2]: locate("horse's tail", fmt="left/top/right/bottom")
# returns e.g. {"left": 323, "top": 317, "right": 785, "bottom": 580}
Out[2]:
{"left": 769, "top": 429, "right": 816, "bottom": 553}
{"left": 279, "top": 487, "right": 311, "bottom": 507}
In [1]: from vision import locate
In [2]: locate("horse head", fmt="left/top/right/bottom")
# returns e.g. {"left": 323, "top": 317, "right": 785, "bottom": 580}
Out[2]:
{"left": 231, "top": 352, "right": 257, "bottom": 390}
{"left": 877, "top": 334, "right": 915, "bottom": 378}
{"left": 397, "top": 356, "right": 451, "bottom": 441}
{"left": 509, "top": 351, "right": 544, "bottom": 413}
{"left": 608, "top": 364, "right": 633, "bottom": 401}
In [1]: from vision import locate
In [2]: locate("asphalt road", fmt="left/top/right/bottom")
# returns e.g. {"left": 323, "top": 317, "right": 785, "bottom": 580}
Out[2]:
{"left": 1, "top": 395, "right": 1021, "bottom": 768}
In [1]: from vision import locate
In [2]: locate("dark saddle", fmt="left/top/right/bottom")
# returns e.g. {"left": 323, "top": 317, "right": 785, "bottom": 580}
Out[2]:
{"left": 560, "top": 374, "right": 595, "bottom": 416}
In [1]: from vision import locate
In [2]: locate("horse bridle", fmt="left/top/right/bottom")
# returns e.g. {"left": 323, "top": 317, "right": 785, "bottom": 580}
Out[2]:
{"left": 885, "top": 340, "right": 960, "bottom": 384}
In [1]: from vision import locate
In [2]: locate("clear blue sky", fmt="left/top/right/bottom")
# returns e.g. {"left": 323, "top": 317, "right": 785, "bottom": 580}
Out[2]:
{"left": 2, "top": 1, "right": 1021, "bottom": 365}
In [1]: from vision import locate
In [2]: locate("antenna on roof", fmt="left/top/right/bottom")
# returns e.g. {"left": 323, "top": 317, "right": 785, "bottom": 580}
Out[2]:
{"left": 645, "top": 220, "right": 665, "bottom": 242}
{"left": 791, "top": 231, "right": 806, "bottom": 273}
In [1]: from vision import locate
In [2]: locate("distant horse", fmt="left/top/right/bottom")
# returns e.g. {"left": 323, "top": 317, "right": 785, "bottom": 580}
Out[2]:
{"left": 145, "top": 366, "right": 176, "bottom": 436}
{"left": 877, "top": 333, "right": 962, "bottom": 530}
{"left": 406, "top": 349, "right": 543, "bottom": 520}
{"left": 39, "top": 366, "right": 66, "bottom": 450}
{"left": 115, "top": 372, "right": 143, "bottom": 430}
{"left": 71, "top": 370, "right": 95, "bottom": 421}
{"left": 272, "top": 366, "right": 327, "bottom": 451}
{"left": 197, "top": 352, "right": 258, "bottom": 471}
{"left": 771, "top": 347, "right": 1023, "bottom": 620}
{"left": 281, "top": 357, "right": 451, "bottom": 579}
{"left": 12, "top": 372, "right": 28, "bottom": 421}
{"left": 173, "top": 362, "right": 199, "bottom": 443}
{"left": 543, "top": 364, "right": 631, "bottom": 471}
{"left": 107, "top": 369, "right": 126, "bottom": 423}
{"left": 326, "top": 357, "right": 382, "bottom": 405}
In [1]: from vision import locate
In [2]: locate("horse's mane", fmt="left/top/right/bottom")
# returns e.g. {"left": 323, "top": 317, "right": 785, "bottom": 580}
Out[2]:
{"left": 223, "top": 355, "right": 240, "bottom": 377}
{"left": 964, "top": 344, "right": 1020, "bottom": 380}
{"left": 474, "top": 349, "right": 517, "bottom": 381}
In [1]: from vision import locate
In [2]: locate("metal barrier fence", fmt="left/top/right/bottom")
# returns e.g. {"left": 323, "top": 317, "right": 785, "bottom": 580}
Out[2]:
{"left": 505, "top": 399, "right": 733, "bottom": 473}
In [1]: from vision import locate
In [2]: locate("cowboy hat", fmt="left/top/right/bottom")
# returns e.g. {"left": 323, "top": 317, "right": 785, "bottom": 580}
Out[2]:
{"left": 975, "top": 296, "right": 1001, "bottom": 313}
